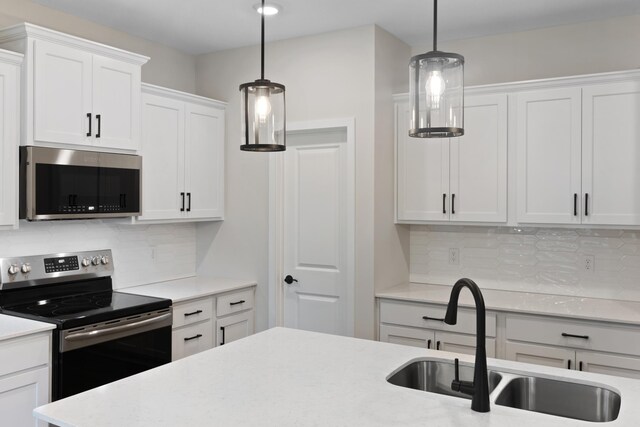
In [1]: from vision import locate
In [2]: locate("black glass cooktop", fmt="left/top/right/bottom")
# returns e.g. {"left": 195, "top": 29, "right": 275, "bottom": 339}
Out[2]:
{"left": 0, "top": 290, "right": 171, "bottom": 329}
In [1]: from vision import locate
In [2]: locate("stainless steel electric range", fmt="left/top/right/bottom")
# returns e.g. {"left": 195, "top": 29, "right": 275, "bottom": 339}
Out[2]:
{"left": 0, "top": 250, "right": 172, "bottom": 401}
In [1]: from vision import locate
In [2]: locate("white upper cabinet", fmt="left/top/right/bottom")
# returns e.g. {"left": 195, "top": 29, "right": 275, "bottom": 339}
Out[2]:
{"left": 516, "top": 88, "right": 582, "bottom": 224}
{"left": 582, "top": 81, "right": 640, "bottom": 226}
{"left": 0, "top": 50, "right": 21, "bottom": 229}
{"left": 516, "top": 76, "right": 640, "bottom": 226}
{"left": 137, "top": 84, "right": 225, "bottom": 223}
{"left": 396, "top": 93, "right": 507, "bottom": 224}
{"left": 0, "top": 23, "right": 148, "bottom": 152}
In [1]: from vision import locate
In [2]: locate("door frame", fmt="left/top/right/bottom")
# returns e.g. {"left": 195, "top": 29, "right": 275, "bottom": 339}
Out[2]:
{"left": 268, "top": 118, "right": 355, "bottom": 336}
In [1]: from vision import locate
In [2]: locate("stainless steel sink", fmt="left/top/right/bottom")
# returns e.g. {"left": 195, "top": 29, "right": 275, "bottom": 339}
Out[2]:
{"left": 388, "top": 358, "right": 621, "bottom": 423}
{"left": 495, "top": 376, "right": 621, "bottom": 423}
{"left": 387, "top": 360, "right": 502, "bottom": 400}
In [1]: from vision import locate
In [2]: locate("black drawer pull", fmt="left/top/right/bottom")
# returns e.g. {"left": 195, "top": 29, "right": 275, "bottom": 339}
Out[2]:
{"left": 184, "top": 310, "right": 203, "bottom": 317}
{"left": 579, "top": 361, "right": 583, "bottom": 371}
{"left": 442, "top": 193, "right": 446, "bottom": 214}
{"left": 562, "top": 333, "right": 589, "bottom": 340}
{"left": 220, "top": 326, "right": 225, "bottom": 345}
{"left": 451, "top": 193, "right": 456, "bottom": 215}
{"left": 86, "top": 113, "right": 92, "bottom": 136}
{"left": 180, "top": 192, "right": 185, "bottom": 212}
{"left": 184, "top": 334, "right": 202, "bottom": 342}
{"left": 230, "top": 300, "right": 246, "bottom": 306}
{"left": 422, "top": 316, "right": 445, "bottom": 322}
{"left": 567, "top": 359, "right": 572, "bottom": 369}
{"left": 436, "top": 341, "right": 441, "bottom": 351}
{"left": 585, "top": 193, "right": 589, "bottom": 216}
{"left": 187, "top": 192, "right": 192, "bottom": 212}
{"left": 573, "top": 193, "right": 577, "bottom": 216}
{"left": 427, "top": 339, "right": 432, "bottom": 349}
{"left": 96, "top": 114, "right": 101, "bottom": 138}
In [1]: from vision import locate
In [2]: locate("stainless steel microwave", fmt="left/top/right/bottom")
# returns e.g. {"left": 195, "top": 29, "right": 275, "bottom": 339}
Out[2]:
{"left": 20, "top": 146, "right": 142, "bottom": 220}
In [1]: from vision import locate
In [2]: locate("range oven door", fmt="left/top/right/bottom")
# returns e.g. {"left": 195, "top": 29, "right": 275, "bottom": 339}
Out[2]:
{"left": 54, "top": 309, "right": 172, "bottom": 401}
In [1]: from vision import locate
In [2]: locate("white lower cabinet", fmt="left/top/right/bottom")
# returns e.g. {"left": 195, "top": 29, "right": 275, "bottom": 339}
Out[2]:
{"left": 378, "top": 299, "right": 497, "bottom": 358}
{"left": 170, "top": 287, "right": 256, "bottom": 361}
{"left": 505, "top": 313, "right": 640, "bottom": 379}
{"left": 0, "top": 333, "right": 50, "bottom": 427}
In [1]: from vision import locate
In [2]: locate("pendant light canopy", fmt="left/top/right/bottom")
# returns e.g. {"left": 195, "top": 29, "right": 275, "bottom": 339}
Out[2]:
{"left": 240, "top": 0, "right": 286, "bottom": 152}
{"left": 409, "top": 0, "right": 464, "bottom": 138}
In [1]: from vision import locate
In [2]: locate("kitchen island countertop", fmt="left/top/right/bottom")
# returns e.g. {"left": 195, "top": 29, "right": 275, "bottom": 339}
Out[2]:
{"left": 34, "top": 327, "right": 640, "bottom": 426}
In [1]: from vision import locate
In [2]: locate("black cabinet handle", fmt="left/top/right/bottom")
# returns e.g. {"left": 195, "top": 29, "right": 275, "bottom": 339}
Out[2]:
{"left": 184, "top": 310, "right": 203, "bottom": 317}
{"left": 452, "top": 194, "right": 456, "bottom": 215}
{"left": 230, "top": 300, "right": 246, "bottom": 306}
{"left": 442, "top": 194, "right": 446, "bottom": 214}
{"left": 220, "top": 326, "right": 225, "bottom": 345}
{"left": 574, "top": 193, "right": 577, "bottom": 216}
{"left": 585, "top": 193, "right": 589, "bottom": 216}
{"left": 180, "top": 192, "right": 185, "bottom": 212}
{"left": 96, "top": 114, "right": 101, "bottom": 138}
{"left": 562, "top": 332, "right": 589, "bottom": 340}
{"left": 184, "top": 334, "right": 202, "bottom": 342}
{"left": 422, "top": 316, "right": 445, "bottom": 322}
{"left": 568, "top": 359, "right": 572, "bottom": 369}
{"left": 579, "top": 361, "right": 583, "bottom": 371}
{"left": 427, "top": 339, "right": 432, "bottom": 349}
{"left": 86, "top": 113, "right": 92, "bottom": 136}
{"left": 187, "top": 192, "right": 191, "bottom": 212}
{"left": 436, "top": 341, "right": 441, "bottom": 351}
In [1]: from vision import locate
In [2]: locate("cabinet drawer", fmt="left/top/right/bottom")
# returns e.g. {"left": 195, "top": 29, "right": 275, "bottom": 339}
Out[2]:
{"left": 172, "top": 320, "right": 214, "bottom": 361}
{"left": 172, "top": 298, "right": 213, "bottom": 328}
{"left": 0, "top": 333, "right": 49, "bottom": 377}
{"left": 379, "top": 300, "right": 496, "bottom": 337}
{"left": 506, "top": 315, "right": 640, "bottom": 356}
{"left": 216, "top": 288, "right": 255, "bottom": 317}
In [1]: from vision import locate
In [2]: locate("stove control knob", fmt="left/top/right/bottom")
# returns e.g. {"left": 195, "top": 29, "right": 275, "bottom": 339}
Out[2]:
{"left": 7, "top": 264, "right": 18, "bottom": 275}
{"left": 20, "top": 263, "right": 31, "bottom": 274}
{"left": 81, "top": 257, "right": 91, "bottom": 267}
{"left": 91, "top": 256, "right": 101, "bottom": 266}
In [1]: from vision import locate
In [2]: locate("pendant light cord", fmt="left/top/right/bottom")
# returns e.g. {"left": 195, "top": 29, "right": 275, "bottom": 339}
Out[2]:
{"left": 261, "top": 0, "right": 265, "bottom": 80}
{"left": 433, "top": 0, "right": 438, "bottom": 51}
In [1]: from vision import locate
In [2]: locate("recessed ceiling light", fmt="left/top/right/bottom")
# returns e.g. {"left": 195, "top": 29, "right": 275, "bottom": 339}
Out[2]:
{"left": 254, "top": 3, "right": 280, "bottom": 16}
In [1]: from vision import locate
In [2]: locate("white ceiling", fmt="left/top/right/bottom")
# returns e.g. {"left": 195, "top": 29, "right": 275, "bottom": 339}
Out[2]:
{"left": 33, "top": 0, "right": 640, "bottom": 55}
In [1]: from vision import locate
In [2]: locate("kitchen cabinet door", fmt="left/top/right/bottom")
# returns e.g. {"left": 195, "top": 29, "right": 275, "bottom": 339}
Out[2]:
{"left": 185, "top": 103, "right": 225, "bottom": 220}
{"left": 217, "top": 311, "right": 254, "bottom": 346}
{"left": 0, "top": 367, "right": 49, "bottom": 427}
{"left": 138, "top": 92, "right": 186, "bottom": 221}
{"left": 396, "top": 103, "right": 450, "bottom": 222}
{"left": 435, "top": 331, "right": 496, "bottom": 358}
{"left": 92, "top": 55, "right": 141, "bottom": 151}
{"left": 582, "top": 81, "right": 640, "bottom": 226}
{"left": 0, "top": 58, "right": 20, "bottom": 228}
{"left": 33, "top": 39, "right": 92, "bottom": 146}
{"left": 505, "top": 341, "right": 574, "bottom": 370}
{"left": 450, "top": 94, "right": 507, "bottom": 223}
{"left": 516, "top": 88, "right": 582, "bottom": 224}
{"left": 576, "top": 351, "right": 640, "bottom": 380}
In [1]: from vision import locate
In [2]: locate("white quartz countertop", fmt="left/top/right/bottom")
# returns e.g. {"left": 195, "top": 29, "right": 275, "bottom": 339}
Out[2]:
{"left": 35, "top": 327, "right": 640, "bottom": 427}
{"left": 0, "top": 314, "right": 54, "bottom": 342}
{"left": 122, "top": 276, "right": 257, "bottom": 303}
{"left": 377, "top": 282, "right": 640, "bottom": 325}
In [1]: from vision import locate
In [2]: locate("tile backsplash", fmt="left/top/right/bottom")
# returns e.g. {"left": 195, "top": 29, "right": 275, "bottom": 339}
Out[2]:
{"left": 0, "top": 220, "right": 196, "bottom": 289}
{"left": 410, "top": 225, "right": 640, "bottom": 301}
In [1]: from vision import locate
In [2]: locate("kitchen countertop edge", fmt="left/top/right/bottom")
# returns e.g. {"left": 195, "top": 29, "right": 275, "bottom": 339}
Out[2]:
{"left": 121, "top": 276, "right": 257, "bottom": 303}
{"left": 0, "top": 314, "right": 55, "bottom": 342}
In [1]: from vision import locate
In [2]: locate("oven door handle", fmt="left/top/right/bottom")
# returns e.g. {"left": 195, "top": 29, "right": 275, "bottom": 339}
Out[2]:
{"left": 64, "top": 312, "right": 172, "bottom": 343}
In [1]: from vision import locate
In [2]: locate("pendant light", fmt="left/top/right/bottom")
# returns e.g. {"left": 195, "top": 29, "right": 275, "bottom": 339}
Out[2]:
{"left": 409, "top": 0, "right": 464, "bottom": 138}
{"left": 239, "top": 0, "right": 286, "bottom": 151}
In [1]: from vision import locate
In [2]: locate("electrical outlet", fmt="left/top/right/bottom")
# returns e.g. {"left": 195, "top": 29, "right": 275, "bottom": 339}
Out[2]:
{"left": 449, "top": 248, "right": 460, "bottom": 265}
{"left": 583, "top": 255, "right": 595, "bottom": 272}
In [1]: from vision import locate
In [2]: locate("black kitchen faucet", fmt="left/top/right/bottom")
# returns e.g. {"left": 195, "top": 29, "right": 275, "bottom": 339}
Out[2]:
{"left": 444, "top": 278, "right": 491, "bottom": 412}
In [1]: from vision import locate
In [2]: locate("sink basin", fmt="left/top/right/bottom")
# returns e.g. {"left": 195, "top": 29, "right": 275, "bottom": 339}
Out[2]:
{"left": 387, "top": 360, "right": 502, "bottom": 400}
{"left": 495, "top": 376, "right": 621, "bottom": 423}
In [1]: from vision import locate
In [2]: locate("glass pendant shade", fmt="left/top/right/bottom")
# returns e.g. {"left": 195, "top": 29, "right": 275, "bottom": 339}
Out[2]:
{"left": 240, "top": 79, "right": 286, "bottom": 151}
{"left": 409, "top": 51, "right": 464, "bottom": 138}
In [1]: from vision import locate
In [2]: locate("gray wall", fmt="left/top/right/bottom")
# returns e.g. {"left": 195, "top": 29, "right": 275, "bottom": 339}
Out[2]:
{"left": 0, "top": 0, "right": 196, "bottom": 92}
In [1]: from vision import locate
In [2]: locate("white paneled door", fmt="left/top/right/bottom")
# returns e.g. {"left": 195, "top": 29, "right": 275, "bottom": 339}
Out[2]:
{"left": 283, "top": 126, "right": 353, "bottom": 336}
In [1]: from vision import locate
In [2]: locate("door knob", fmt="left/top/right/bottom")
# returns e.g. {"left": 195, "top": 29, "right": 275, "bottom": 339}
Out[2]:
{"left": 284, "top": 275, "right": 298, "bottom": 285}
